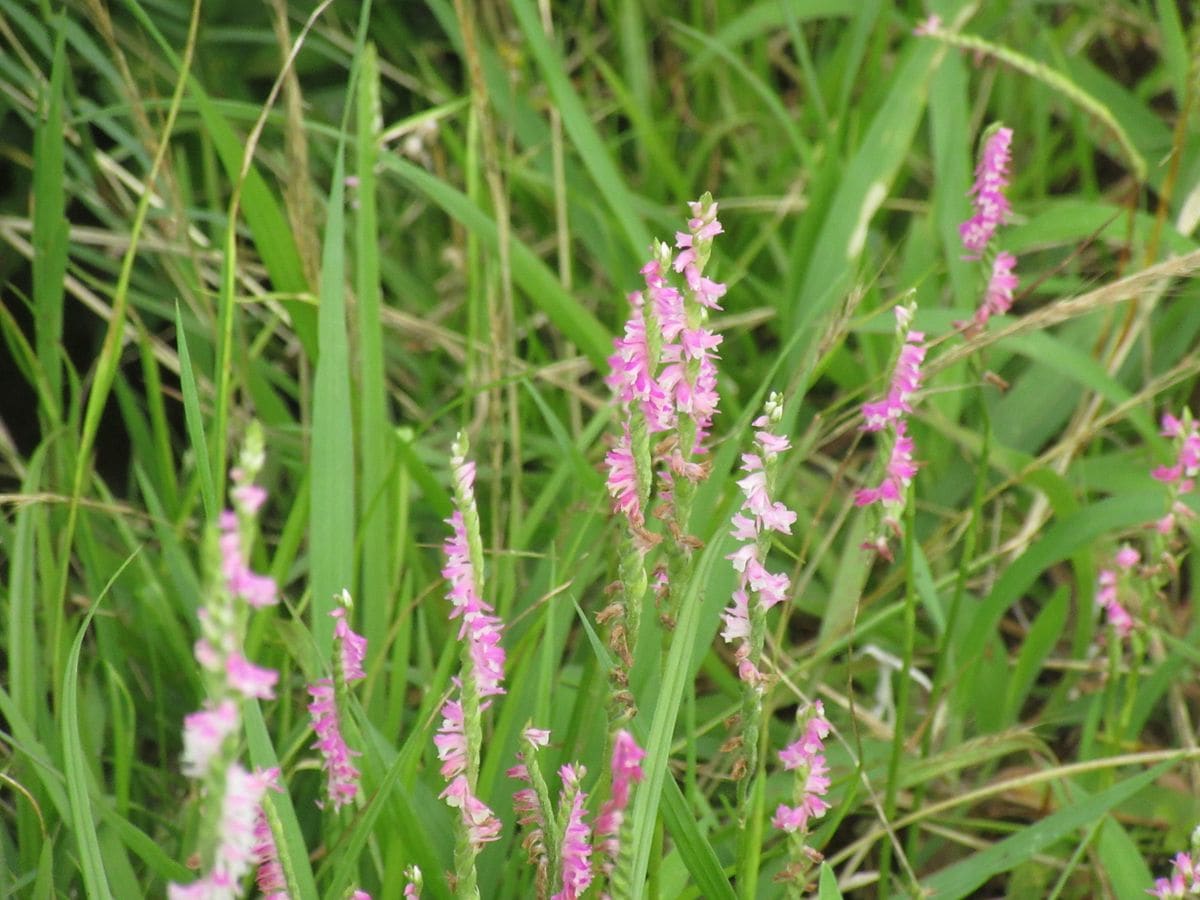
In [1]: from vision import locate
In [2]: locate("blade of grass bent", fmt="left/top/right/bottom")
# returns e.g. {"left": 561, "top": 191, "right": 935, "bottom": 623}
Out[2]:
{"left": 63, "top": 554, "right": 139, "bottom": 900}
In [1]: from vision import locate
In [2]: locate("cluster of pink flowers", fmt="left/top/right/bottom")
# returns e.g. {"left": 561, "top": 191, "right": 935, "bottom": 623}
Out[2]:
{"left": 1151, "top": 412, "right": 1200, "bottom": 535}
{"left": 1150, "top": 850, "right": 1200, "bottom": 898}
{"left": 435, "top": 436, "right": 504, "bottom": 853}
{"left": 1096, "top": 545, "right": 1138, "bottom": 638}
{"left": 1099, "top": 542, "right": 1132, "bottom": 643}
{"left": 960, "top": 126, "right": 1013, "bottom": 259}
{"left": 553, "top": 764, "right": 593, "bottom": 900}
{"left": 219, "top": 472, "right": 278, "bottom": 609}
{"left": 173, "top": 454, "right": 284, "bottom": 898}
{"left": 971, "top": 251, "right": 1018, "bottom": 330}
{"left": 722, "top": 396, "right": 797, "bottom": 687}
{"left": 855, "top": 305, "right": 925, "bottom": 558}
{"left": 169, "top": 765, "right": 276, "bottom": 899}
{"left": 594, "top": 730, "right": 646, "bottom": 875}
{"left": 252, "top": 770, "right": 287, "bottom": 899}
{"left": 508, "top": 727, "right": 552, "bottom": 882}
{"left": 772, "top": 702, "right": 832, "bottom": 835}
{"left": 604, "top": 199, "right": 727, "bottom": 520}
{"left": 443, "top": 507, "right": 506, "bottom": 697}
{"left": 307, "top": 599, "right": 368, "bottom": 810}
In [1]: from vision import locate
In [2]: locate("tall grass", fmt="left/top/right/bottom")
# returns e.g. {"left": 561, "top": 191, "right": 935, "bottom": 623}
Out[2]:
{"left": 2, "top": 1, "right": 1200, "bottom": 897}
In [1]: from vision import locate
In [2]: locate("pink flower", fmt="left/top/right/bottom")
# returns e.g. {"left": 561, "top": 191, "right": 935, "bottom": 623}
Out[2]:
{"left": 722, "top": 396, "right": 795, "bottom": 688}
{"left": 218, "top": 510, "right": 278, "bottom": 609}
{"left": 960, "top": 126, "right": 1013, "bottom": 259}
{"left": 332, "top": 602, "right": 367, "bottom": 683}
{"left": 552, "top": 765, "right": 593, "bottom": 900}
{"left": 226, "top": 652, "right": 278, "bottom": 700}
{"left": 253, "top": 769, "right": 288, "bottom": 900}
{"left": 181, "top": 700, "right": 239, "bottom": 778}
{"left": 170, "top": 765, "right": 274, "bottom": 898}
{"left": 1149, "top": 851, "right": 1198, "bottom": 898}
{"left": 434, "top": 698, "right": 468, "bottom": 780}
{"left": 861, "top": 314, "right": 926, "bottom": 432}
{"left": 442, "top": 510, "right": 506, "bottom": 698}
{"left": 1095, "top": 567, "right": 1133, "bottom": 639}
{"left": 403, "top": 866, "right": 423, "bottom": 898}
{"left": 970, "top": 251, "right": 1019, "bottom": 330}
{"left": 441, "top": 776, "right": 502, "bottom": 848}
{"left": 913, "top": 14, "right": 941, "bottom": 36}
{"left": 605, "top": 426, "right": 643, "bottom": 527}
{"left": 595, "top": 731, "right": 645, "bottom": 874}
{"left": 307, "top": 680, "right": 361, "bottom": 810}
{"left": 773, "top": 702, "right": 832, "bottom": 836}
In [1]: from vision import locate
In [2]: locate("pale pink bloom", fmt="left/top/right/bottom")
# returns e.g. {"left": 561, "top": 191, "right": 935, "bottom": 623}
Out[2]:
{"left": 861, "top": 313, "right": 926, "bottom": 432}
{"left": 332, "top": 605, "right": 367, "bottom": 682}
{"left": 722, "top": 403, "right": 795, "bottom": 686}
{"left": 231, "top": 481, "right": 267, "bottom": 516}
{"left": 960, "top": 127, "right": 1014, "bottom": 259}
{"left": 226, "top": 652, "right": 278, "bottom": 700}
{"left": 552, "top": 765, "right": 593, "bottom": 900}
{"left": 509, "top": 727, "right": 552, "bottom": 876}
{"left": 773, "top": 702, "right": 832, "bottom": 836}
{"left": 181, "top": 700, "right": 239, "bottom": 778}
{"left": 170, "top": 765, "right": 273, "bottom": 898}
{"left": 1115, "top": 545, "right": 1140, "bottom": 570}
{"left": 218, "top": 510, "right": 278, "bottom": 609}
{"left": 434, "top": 698, "right": 468, "bottom": 779}
{"left": 1149, "top": 850, "right": 1198, "bottom": 898}
{"left": 403, "top": 866, "right": 423, "bottom": 898}
{"left": 441, "top": 775, "right": 501, "bottom": 848}
{"left": 855, "top": 420, "right": 918, "bottom": 526}
{"left": 307, "top": 680, "right": 361, "bottom": 810}
{"left": 350, "top": 892, "right": 370, "bottom": 899}
{"left": 1096, "top": 568, "right": 1133, "bottom": 639}
{"left": 442, "top": 511, "right": 506, "bottom": 698}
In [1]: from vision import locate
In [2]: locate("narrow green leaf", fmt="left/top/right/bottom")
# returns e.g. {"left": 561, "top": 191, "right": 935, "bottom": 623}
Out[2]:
{"left": 311, "top": 140, "right": 356, "bottom": 654}
{"left": 509, "top": 0, "right": 652, "bottom": 258}
{"left": 383, "top": 157, "right": 612, "bottom": 368}
{"left": 175, "top": 304, "right": 217, "bottom": 522}
{"left": 63, "top": 609, "right": 116, "bottom": 899}
{"left": 32, "top": 20, "right": 68, "bottom": 408}
{"left": 922, "top": 761, "right": 1174, "bottom": 898}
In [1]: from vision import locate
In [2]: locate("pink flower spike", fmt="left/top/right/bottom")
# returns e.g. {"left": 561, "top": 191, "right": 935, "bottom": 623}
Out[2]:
{"left": 551, "top": 765, "right": 593, "bottom": 900}
{"left": 441, "top": 776, "right": 502, "bottom": 848}
{"left": 960, "top": 126, "right": 1014, "bottom": 259}
{"left": 307, "top": 680, "right": 361, "bottom": 810}
{"left": 332, "top": 600, "right": 367, "bottom": 684}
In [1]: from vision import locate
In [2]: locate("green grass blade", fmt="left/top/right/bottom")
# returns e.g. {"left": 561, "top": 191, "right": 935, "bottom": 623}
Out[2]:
{"left": 174, "top": 303, "right": 217, "bottom": 522}
{"left": 355, "top": 42, "right": 391, "bottom": 663}
{"left": 509, "top": 0, "right": 651, "bottom": 258}
{"left": 921, "top": 760, "right": 1174, "bottom": 898}
{"left": 383, "top": 156, "right": 612, "bottom": 368}
{"left": 311, "top": 137, "right": 356, "bottom": 654}
{"left": 32, "top": 20, "right": 68, "bottom": 409}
